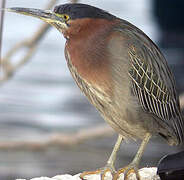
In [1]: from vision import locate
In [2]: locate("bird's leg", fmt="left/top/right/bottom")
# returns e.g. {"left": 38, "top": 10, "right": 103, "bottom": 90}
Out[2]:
{"left": 80, "top": 134, "right": 123, "bottom": 180}
{"left": 114, "top": 133, "right": 151, "bottom": 180}
{"left": 105, "top": 134, "right": 123, "bottom": 173}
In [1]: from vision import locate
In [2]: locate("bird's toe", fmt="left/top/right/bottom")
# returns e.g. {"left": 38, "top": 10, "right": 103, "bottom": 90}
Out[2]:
{"left": 113, "top": 163, "right": 140, "bottom": 180}
{"left": 80, "top": 165, "right": 116, "bottom": 180}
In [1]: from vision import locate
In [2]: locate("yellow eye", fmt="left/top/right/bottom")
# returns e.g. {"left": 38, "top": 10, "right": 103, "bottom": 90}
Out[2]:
{"left": 55, "top": 13, "right": 70, "bottom": 21}
{"left": 63, "top": 14, "right": 69, "bottom": 21}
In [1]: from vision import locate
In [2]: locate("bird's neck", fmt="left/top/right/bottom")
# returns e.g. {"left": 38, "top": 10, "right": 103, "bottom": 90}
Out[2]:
{"left": 64, "top": 18, "right": 119, "bottom": 94}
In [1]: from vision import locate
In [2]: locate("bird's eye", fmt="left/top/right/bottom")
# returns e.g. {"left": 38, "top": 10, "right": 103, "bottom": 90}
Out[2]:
{"left": 55, "top": 13, "right": 70, "bottom": 21}
{"left": 63, "top": 14, "right": 69, "bottom": 21}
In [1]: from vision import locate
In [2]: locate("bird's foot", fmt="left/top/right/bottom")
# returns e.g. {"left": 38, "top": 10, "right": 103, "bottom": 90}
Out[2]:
{"left": 80, "top": 164, "right": 116, "bottom": 180}
{"left": 113, "top": 163, "right": 140, "bottom": 180}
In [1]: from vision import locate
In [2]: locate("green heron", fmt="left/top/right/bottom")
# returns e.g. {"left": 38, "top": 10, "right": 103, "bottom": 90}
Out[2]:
{"left": 7, "top": 3, "right": 184, "bottom": 180}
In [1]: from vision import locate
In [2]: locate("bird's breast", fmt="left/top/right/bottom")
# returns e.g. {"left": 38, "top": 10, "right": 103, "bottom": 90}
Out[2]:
{"left": 64, "top": 34, "right": 113, "bottom": 97}
{"left": 64, "top": 48, "right": 112, "bottom": 111}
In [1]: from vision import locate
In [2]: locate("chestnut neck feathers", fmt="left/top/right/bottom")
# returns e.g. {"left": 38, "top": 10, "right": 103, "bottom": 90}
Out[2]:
{"left": 65, "top": 18, "right": 118, "bottom": 93}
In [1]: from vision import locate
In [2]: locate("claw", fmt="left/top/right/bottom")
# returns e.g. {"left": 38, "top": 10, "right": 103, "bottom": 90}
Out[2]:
{"left": 100, "top": 169, "right": 111, "bottom": 180}
{"left": 80, "top": 166, "right": 115, "bottom": 180}
{"left": 113, "top": 163, "right": 140, "bottom": 180}
{"left": 80, "top": 170, "right": 101, "bottom": 180}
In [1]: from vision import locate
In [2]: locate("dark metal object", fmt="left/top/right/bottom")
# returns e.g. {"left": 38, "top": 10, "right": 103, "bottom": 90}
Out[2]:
{"left": 158, "top": 151, "right": 184, "bottom": 180}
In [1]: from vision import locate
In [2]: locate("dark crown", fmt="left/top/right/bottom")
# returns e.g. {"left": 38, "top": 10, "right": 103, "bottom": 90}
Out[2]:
{"left": 54, "top": 3, "right": 116, "bottom": 20}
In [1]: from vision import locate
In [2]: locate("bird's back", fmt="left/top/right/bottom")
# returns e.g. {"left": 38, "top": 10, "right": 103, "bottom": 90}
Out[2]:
{"left": 111, "top": 20, "right": 184, "bottom": 145}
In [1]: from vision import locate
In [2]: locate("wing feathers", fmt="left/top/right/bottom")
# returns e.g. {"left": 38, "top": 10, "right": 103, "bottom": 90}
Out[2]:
{"left": 128, "top": 46, "right": 184, "bottom": 144}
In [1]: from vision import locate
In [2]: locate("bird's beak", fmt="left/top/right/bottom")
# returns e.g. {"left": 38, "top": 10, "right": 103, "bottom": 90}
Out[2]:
{"left": 6, "top": 7, "right": 67, "bottom": 28}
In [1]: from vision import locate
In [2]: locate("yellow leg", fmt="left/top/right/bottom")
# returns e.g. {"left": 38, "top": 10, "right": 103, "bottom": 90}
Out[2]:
{"left": 107, "top": 134, "right": 123, "bottom": 170}
{"left": 114, "top": 133, "right": 151, "bottom": 180}
{"left": 80, "top": 134, "right": 123, "bottom": 180}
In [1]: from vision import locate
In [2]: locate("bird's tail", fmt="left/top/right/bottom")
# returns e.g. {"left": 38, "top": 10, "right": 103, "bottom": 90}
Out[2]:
{"left": 174, "top": 114, "right": 184, "bottom": 145}
{"left": 165, "top": 113, "right": 184, "bottom": 146}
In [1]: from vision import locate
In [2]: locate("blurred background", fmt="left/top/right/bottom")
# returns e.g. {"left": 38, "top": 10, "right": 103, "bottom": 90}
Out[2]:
{"left": 0, "top": 0, "right": 184, "bottom": 180}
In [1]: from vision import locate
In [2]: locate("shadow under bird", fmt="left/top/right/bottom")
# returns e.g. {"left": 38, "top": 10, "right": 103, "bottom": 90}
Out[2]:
{"left": 7, "top": 3, "right": 184, "bottom": 180}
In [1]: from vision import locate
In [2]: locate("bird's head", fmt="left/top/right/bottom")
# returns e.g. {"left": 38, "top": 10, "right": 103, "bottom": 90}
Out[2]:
{"left": 7, "top": 3, "right": 117, "bottom": 39}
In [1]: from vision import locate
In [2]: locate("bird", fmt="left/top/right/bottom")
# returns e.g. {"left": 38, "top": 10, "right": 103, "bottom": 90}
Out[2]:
{"left": 7, "top": 3, "right": 184, "bottom": 180}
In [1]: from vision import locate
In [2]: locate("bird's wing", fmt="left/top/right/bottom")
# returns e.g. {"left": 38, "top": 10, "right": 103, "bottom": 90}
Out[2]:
{"left": 115, "top": 22, "right": 184, "bottom": 143}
